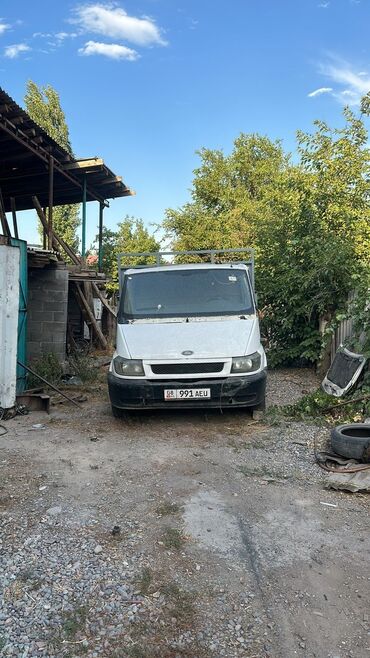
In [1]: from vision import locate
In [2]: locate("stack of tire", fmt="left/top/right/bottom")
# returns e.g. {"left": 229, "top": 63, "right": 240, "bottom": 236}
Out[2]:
{"left": 331, "top": 424, "right": 370, "bottom": 463}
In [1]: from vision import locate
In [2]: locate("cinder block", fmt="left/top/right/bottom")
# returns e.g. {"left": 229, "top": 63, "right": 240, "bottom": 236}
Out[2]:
{"left": 28, "top": 330, "right": 43, "bottom": 342}
{"left": 28, "top": 311, "right": 47, "bottom": 323}
{"left": 45, "top": 291, "right": 67, "bottom": 303}
{"left": 53, "top": 311, "right": 67, "bottom": 322}
{"left": 27, "top": 341, "right": 42, "bottom": 358}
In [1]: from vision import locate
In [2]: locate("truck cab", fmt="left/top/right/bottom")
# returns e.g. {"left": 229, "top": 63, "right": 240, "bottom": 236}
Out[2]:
{"left": 108, "top": 250, "right": 267, "bottom": 415}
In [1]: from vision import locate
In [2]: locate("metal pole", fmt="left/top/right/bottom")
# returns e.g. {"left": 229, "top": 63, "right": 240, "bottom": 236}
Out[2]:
{"left": 48, "top": 155, "right": 54, "bottom": 250}
{"left": 82, "top": 175, "right": 87, "bottom": 258}
{"left": 98, "top": 201, "right": 104, "bottom": 272}
{"left": 10, "top": 198, "right": 19, "bottom": 239}
{"left": 42, "top": 207, "right": 47, "bottom": 249}
{"left": 17, "top": 360, "right": 82, "bottom": 408}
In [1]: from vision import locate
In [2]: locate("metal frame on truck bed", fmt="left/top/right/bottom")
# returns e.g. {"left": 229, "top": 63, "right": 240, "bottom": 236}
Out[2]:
{"left": 117, "top": 248, "right": 255, "bottom": 292}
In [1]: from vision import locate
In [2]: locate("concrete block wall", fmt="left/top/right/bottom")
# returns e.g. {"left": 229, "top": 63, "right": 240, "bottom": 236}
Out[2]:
{"left": 27, "top": 265, "right": 68, "bottom": 362}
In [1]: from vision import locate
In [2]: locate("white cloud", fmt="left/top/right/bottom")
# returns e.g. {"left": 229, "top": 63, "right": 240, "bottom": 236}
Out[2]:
{"left": 308, "top": 87, "right": 333, "bottom": 97}
{"left": 319, "top": 58, "right": 370, "bottom": 104}
{"left": 0, "top": 21, "right": 10, "bottom": 35}
{"left": 4, "top": 43, "right": 30, "bottom": 58}
{"left": 72, "top": 3, "right": 166, "bottom": 46}
{"left": 78, "top": 40, "right": 138, "bottom": 60}
{"left": 310, "top": 56, "right": 370, "bottom": 105}
{"left": 318, "top": 2, "right": 330, "bottom": 7}
{"left": 33, "top": 32, "right": 53, "bottom": 38}
{"left": 55, "top": 31, "right": 78, "bottom": 41}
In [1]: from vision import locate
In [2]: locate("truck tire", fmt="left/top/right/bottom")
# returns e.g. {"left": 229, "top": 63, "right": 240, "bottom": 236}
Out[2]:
{"left": 331, "top": 424, "right": 370, "bottom": 463}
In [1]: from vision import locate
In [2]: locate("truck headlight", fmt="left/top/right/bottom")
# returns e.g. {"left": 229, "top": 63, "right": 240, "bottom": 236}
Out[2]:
{"left": 113, "top": 356, "right": 144, "bottom": 377}
{"left": 231, "top": 352, "right": 261, "bottom": 373}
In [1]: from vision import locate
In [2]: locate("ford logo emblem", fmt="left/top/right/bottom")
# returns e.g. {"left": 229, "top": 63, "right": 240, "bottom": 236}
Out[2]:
{"left": 181, "top": 350, "right": 194, "bottom": 356}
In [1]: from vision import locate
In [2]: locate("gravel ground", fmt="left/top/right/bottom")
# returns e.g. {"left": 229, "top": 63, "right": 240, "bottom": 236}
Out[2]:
{"left": 0, "top": 368, "right": 369, "bottom": 658}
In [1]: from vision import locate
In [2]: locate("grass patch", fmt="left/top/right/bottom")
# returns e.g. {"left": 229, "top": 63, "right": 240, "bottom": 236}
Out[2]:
{"left": 27, "top": 352, "right": 63, "bottom": 388}
{"left": 121, "top": 647, "right": 149, "bottom": 658}
{"left": 136, "top": 567, "right": 152, "bottom": 596}
{"left": 161, "top": 527, "right": 186, "bottom": 550}
{"left": 18, "top": 568, "right": 42, "bottom": 591}
{"left": 239, "top": 464, "right": 286, "bottom": 480}
{"left": 67, "top": 352, "right": 97, "bottom": 384}
{"left": 62, "top": 605, "right": 88, "bottom": 639}
{"left": 162, "top": 582, "right": 196, "bottom": 627}
{"left": 156, "top": 502, "right": 180, "bottom": 516}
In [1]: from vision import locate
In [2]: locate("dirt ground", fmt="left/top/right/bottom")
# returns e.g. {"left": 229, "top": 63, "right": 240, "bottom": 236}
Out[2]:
{"left": 0, "top": 368, "right": 369, "bottom": 658}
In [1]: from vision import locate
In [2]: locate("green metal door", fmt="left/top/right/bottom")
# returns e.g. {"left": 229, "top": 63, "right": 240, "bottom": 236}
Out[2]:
{"left": 10, "top": 239, "right": 28, "bottom": 393}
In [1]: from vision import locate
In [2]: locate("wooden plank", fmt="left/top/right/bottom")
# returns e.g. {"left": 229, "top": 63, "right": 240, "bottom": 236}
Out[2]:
{"left": 64, "top": 158, "right": 104, "bottom": 170}
{"left": 100, "top": 176, "right": 122, "bottom": 185}
{"left": 33, "top": 196, "right": 80, "bottom": 265}
{"left": 92, "top": 282, "right": 116, "bottom": 318}
{"left": 74, "top": 282, "right": 107, "bottom": 349}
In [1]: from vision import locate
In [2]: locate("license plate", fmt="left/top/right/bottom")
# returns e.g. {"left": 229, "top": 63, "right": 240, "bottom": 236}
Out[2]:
{"left": 164, "top": 388, "right": 211, "bottom": 401}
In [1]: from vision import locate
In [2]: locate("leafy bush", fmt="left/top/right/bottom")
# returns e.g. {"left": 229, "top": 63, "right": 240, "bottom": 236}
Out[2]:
{"left": 163, "top": 104, "right": 370, "bottom": 367}
{"left": 27, "top": 353, "right": 63, "bottom": 388}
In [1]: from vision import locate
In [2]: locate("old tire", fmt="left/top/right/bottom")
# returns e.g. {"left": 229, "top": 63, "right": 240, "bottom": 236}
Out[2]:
{"left": 331, "top": 424, "right": 370, "bottom": 463}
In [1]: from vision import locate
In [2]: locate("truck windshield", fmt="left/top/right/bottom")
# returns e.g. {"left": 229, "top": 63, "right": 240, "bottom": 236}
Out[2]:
{"left": 118, "top": 268, "right": 254, "bottom": 321}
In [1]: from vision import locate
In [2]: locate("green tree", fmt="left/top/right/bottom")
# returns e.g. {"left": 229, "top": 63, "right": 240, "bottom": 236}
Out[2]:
{"left": 164, "top": 134, "right": 287, "bottom": 254}
{"left": 163, "top": 111, "right": 370, "bottom": 366}
{"left": 93, "top": 216, "right": 160, "bottom": 295}
{"left": 24, "top": 80, "right": 80, "bottom": 251}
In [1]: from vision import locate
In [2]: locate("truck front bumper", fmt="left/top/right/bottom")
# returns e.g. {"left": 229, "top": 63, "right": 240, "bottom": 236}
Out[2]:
{"left": 108, "top": 370, "right": 267, "bottom": 410}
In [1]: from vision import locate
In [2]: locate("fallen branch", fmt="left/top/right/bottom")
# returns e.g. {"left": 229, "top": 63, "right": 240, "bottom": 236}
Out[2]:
{"left": 321, "top": 393, "right": 370, "bottom": 414}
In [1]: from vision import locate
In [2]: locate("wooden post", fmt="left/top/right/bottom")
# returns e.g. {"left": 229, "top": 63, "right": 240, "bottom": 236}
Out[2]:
{"left": 10, "top": 198, "right": 19, "bottom": 239}
{"left": 74, "top": 282, "right": 107, "bottom": 349}
{"left": 33, "top": 196, "right": 79, "bottom": 264}
{"left": 42, "top": 207, "right": 47, "bottom": 249}
{"left": 91, "top": 282, "right": 116, "bottom": 317}
{"left": 48, "top": 155, "right": 54, "bottom": 250}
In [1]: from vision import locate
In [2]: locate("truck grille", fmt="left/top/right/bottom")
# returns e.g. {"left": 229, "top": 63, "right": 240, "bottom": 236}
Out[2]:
{"left": 151, "top": 362, "right": 224, "bottom": 375}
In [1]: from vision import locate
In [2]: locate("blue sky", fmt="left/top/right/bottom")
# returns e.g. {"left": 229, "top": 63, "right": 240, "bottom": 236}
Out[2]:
{"left": 1, "top": 0, "right": 370, "bottom": 248}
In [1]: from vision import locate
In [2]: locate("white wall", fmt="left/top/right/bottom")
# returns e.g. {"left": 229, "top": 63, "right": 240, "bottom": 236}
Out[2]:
{"left": 0, "top": 244, "right": 19, "bottom": 409}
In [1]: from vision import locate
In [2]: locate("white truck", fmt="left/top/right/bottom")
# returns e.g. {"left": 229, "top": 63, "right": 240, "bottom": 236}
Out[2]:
{"left": 108, "top": 249, "right": 267, "bottom": 415}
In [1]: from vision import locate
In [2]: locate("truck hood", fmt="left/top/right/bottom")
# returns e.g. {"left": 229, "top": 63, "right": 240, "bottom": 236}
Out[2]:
{"left": 117, "top": 317, "right": 258, "bottom": 360}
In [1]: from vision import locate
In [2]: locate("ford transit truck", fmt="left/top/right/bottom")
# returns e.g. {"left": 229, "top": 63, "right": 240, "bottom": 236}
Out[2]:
{"left": 108, "top": 249, "right": 267, "bottom": 415}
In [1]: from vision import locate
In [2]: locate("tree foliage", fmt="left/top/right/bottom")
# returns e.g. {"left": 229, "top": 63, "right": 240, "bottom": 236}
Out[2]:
{"left": 163, "top": 109, "right": 370, "bottom": 366}
{"left": 92, "top": 216, "right": 160, "bottom": 295}
{"left": 24, "top": 80, "right": 80, "bottom": 251}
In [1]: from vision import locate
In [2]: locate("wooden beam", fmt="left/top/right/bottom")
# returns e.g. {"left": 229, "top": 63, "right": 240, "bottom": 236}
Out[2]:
{"left": 33, "top": 196, "right": 82, "bottom": 264}
{"left": 10, "top": 116, "right": 24, "bottom": 125}
{"left": 99, "top": 176, "right": 122, "bottom": 185}
{"left": 92, "top": 282, "right": 116, "bottom": 318}
{"left": 74, "top": 282, "right": 107, "bottom": 349}
{"left": 0, "top": 118, "right": 106, "bottom": 204}
{"left": 64, "top": 158, "right": 104, "bottom": 170}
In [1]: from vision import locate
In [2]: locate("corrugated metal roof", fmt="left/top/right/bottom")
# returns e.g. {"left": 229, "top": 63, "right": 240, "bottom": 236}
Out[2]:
{"left": 0, "top": 87, "right": 134, "bottom": 212}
